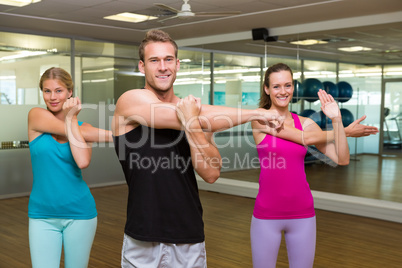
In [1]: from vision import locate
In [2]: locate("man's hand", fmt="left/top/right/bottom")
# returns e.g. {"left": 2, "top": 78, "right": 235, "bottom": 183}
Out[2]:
{"left": 176, "top": 95, "right": 202, "bottom": 131}
{"left": 257, "top": 108, "right": 285, "bottom": 132}
{"left": 345, "top": 115, "right": 379, "bottom": 137}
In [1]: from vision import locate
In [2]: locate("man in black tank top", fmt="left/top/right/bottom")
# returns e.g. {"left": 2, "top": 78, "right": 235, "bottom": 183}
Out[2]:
{"left": 111, "top": 29, "right": 377, "bottom": 267}
{"left": 112, "top": 29, "right": 288, "bottom": 268}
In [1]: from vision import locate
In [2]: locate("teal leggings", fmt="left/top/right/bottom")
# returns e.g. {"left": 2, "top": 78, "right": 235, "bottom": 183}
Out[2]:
{"left": 29, "top": 217, "right": 97, "bottom": 268}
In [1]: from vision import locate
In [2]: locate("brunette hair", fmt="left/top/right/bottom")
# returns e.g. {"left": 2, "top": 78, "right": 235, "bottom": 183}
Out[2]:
{"left": 259, "top": 63, "right": 293, "bottom": 109}
{"left": 39, "top": 67, "right": 74, "bottom": 93}
{"left": 138, "top": 29, "right": 178, "bottom": 62}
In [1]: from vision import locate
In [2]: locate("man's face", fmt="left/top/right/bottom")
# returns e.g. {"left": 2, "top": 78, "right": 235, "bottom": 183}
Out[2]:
{"left": 139, "top": 41, "right": 180, "bottom": 93}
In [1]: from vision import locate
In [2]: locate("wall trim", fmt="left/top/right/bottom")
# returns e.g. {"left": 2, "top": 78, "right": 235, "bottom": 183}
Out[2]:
{"left": 197, "top": 176, "right": 402, "bottom": 223}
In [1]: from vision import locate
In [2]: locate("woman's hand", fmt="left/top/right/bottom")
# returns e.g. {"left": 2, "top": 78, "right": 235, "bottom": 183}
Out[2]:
{"left": 345, "top": 115, "right": 379, "bottom": 137}
{"left": 318, "top": 89, "right": 341, "bottom": 120}
{"left": 63, "top": 97, "right": 81, "bottom": 119}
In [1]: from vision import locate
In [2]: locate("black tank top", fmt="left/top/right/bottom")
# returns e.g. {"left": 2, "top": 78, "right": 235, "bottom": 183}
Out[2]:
{"left": 114, "top": 125, "right": 204, "bottom": 243}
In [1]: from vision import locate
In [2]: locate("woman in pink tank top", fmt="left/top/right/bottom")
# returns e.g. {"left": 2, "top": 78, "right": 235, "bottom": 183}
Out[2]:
{"left": 250, "top": 63, "right": 350, "bottom": 268}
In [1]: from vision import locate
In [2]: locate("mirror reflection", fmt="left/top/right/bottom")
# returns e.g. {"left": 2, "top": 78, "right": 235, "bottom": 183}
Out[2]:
{"left": 0, "top": 31, "right": 401, "bottom": 206}
{"left": 383, "top": 80, "right": 402, "bottom": 155}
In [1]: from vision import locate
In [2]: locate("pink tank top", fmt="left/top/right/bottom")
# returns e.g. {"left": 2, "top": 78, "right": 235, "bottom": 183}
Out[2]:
{"left": 253, "top": 113, "right": 315, "bottom": 219}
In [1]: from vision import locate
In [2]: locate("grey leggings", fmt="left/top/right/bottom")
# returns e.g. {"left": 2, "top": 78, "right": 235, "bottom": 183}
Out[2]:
{"left": 250, "top": 215, "right": 316, "bottom": 268}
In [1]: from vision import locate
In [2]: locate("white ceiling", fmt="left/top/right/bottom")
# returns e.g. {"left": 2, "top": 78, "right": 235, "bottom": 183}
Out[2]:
{"left": 1, "top": 0, "right": 402, "bottom": 65}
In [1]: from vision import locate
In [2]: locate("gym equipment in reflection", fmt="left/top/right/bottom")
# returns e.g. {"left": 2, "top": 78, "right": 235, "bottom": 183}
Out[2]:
{"left": 299, "top": 109, "right": 315, "bottom": 118}
{"left": 319, "top": 111, "right": 331, "bottom": 129}
{"left": 291, "top": 80, "right": 304, "bottom": 103}
{"left": 299, "top": 108, "right": 325, "bottom": 164}
{"left": 0, "top": 140, "right": 29, "bottom": 149}
{"left": 295, "top": 79, "right": 357, "bottom": 164}
{"left": 295, "top": 78, "right": 355, "bottom": 130}
{"left": 302, "top": 78, "right": 323, "bottom": 102}
{"left": 337, "top": 81, "right": 353, "bottom": 102}
{"left": 294, "top": 79, "right": 353, "bottom": 103}
{"left": 322, "top": 81, "right": 339, "bottom": 98}
{"left": 340, "top": 108, "right": 354, "bottom": 127}
{"left": 299, "top": 108, "right": 354, "bottom": 129}
{"left": 300, "top": 109, "right": 323, "bottom": 128}
{"left": 383, "top": 107, "right": 402, "bottom": 148}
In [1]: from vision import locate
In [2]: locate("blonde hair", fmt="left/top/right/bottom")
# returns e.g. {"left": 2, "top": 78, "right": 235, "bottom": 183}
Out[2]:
{"left": 39, "top": 67, "right": 74, "bottom": 94}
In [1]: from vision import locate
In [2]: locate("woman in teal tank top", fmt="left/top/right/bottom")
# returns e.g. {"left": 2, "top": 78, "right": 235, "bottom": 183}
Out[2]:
{"left": 250, "top": 63, "right": 350, "bottom": 268}
{"left": 27, "top": 67, "right": 112, "bottom": 268}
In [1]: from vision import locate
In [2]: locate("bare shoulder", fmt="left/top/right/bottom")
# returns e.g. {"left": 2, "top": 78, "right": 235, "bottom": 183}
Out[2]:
{"left": 28, "top": 107, "right": 53, "bottom": 140}
{"left": 297, "top": 115, "right": 308, "bottom": 124}
{"left": 117, "top": 89, "right": 158, "bottom": 105}
{"left": 298, "top": 115, "right": 321, "bottom": 131}
{"left": 28, "top": 107, "right": 51, "bottom": 121}
{"left": 28, "top": 106, "right": 47, "bottom": 115}
{"left": 115, "top": 89, "right": 160, "bottom": 118}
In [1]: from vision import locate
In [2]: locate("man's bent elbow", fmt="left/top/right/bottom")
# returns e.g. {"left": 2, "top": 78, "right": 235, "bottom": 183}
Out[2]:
{"left": 337, "top": 157, "right": 350, "bottom": 166}
{"left": 202, "top": 169, "right": 220, "bottom": 184}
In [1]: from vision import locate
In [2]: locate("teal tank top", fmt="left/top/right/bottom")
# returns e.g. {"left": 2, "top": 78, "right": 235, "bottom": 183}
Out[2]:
{"left": 28, "top": 122, "right": 97, "bottom": 219}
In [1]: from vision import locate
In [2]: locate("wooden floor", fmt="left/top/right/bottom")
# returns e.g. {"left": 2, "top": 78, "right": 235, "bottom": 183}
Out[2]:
{"left": 1, "top": 184, "right": 401, "bottom": 267}
{"left": 221, "top": 154, "right": 402, "bottom": 203}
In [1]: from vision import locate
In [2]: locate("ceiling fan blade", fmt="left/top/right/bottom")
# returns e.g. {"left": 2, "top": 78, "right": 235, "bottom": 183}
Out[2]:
{"left": 154, "top": 3, "right": 180, "bottom": 14}
{"left": 158, "top": 15, "right": 179, "bottom": 23}
{"left": 194, "top": 11, "right": 241, "bottom": 17}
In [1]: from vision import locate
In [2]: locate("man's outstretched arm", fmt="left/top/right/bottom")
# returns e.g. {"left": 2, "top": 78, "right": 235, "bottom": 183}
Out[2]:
{"left": 112, "top": 89, "right": 284, "bottom": 135}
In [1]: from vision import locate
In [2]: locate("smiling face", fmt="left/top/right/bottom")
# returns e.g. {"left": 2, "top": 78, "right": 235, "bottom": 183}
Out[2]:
{"left": 139, "top": 41, "right": 180, "bottom": 95}
{"left": 265, "top": 70, "right": 294, "bottom": 109}
{"left": 42, "top": 79, "right": 72, "bottom": 115}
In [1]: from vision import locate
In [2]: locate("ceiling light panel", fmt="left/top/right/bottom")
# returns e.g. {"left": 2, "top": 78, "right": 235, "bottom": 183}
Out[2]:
{"left": 338, "top": 46, "right": 373, "bottom": 52}
{"left": 290, "top": 39, "right": 328, "bottom": 45}
{"left": 104, "top": 12, "right": 158, "bottom": 23}
{"left": 0, "top": 0, "right": 41, "bottom": 7}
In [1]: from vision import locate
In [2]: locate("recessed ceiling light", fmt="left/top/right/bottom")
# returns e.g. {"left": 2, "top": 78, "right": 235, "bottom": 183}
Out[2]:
{"left": 385, "top": 49, "right": 400, "bottom": 53}
{"left": 338, "top": 46, "right": 372, "bottom": 52}
{"left": 0, "top": 0, "right": 41, "bottom": 7}
{"left": 0, "top": 50, "right": 47, "bottom": 61}
{"left": 104, "top": 12, "right": 158, "bottom": 23}
{"left": 290, "top": 39, "right": 328, "bottom": 45}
